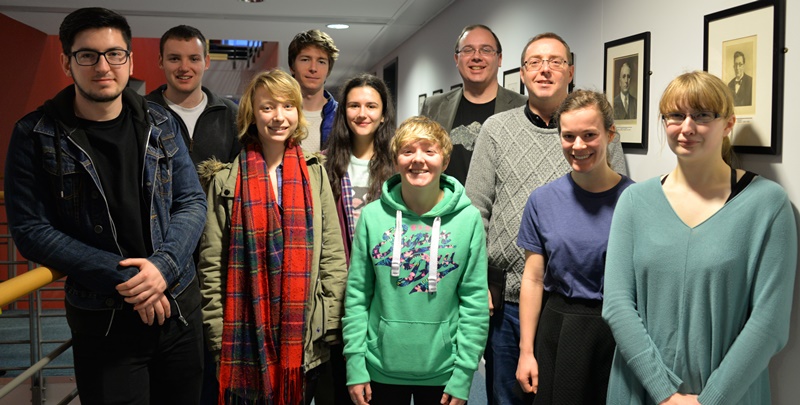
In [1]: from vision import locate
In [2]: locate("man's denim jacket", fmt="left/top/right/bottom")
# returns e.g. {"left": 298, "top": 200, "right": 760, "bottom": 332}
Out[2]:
{"left": 5, "top": 87, "right": 207, "bottom": 311}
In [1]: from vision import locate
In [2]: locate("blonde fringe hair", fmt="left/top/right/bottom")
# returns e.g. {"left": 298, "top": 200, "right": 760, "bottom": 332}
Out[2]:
{"left": 391, "top": 116, "right": 453, "bottom": 163}
{"left": 236, "top": 69, "right": 309, "bottom": 147}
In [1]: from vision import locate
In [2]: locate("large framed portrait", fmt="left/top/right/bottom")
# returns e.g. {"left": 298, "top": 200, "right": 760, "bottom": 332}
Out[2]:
{"left": 604, "top": 32, "right": 651, "bottom": 150}
{"left": 503, "top": 68, "right": 523, "bottom": 95}
{"left": 704, "top": 0, "right": 785, "bottom": 155}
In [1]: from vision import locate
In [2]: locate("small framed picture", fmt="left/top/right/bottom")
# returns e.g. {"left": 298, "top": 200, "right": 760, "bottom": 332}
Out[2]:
{"left": 604, "top": 32, "right": 651, "bottom": 150}
{"left": 451, "top": 83, "right": 463, "bottom": 90}
{"left": 503, "top": 68, "right": 523, "bottom": 95}
{"left": 704, "top": 0, "right": 785, "bottom": 155}
{"left": 432, "top": 89, "right": 443, "bottom": 95}
{"left": 418, "top": 93, "right": 427, "bottom": 115}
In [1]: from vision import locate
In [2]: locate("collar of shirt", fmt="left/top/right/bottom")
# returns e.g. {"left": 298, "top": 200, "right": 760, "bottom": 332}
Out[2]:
{"left": 524, "top": 106, "right": 557, "bottom": 129}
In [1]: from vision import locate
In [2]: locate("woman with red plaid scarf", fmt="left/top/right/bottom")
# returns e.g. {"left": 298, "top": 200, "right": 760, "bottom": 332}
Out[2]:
{"left": 198, "top": 69, "right": 347, "bottom": 405}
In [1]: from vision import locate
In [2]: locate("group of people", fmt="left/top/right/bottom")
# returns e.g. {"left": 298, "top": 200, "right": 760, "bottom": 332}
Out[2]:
{"left": 4, "top": 6, "right": 797, "bottom": 405}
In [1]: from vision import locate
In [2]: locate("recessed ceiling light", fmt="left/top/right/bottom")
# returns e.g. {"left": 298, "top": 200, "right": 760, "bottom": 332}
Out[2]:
{"left": 327, "top": 23, "right": 350, "bottom": 30}
{"left": 241, "top": 0, "right": 263, "bottom": 2}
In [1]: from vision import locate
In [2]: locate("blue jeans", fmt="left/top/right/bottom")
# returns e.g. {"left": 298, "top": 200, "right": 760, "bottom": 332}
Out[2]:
{"left": 485, "top": 302, "right": 534, "bottom": 405}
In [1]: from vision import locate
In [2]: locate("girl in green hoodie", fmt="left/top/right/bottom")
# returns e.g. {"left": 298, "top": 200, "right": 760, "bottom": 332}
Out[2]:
{"left": 343, "top": 116, "right": 490, "bottom": 405}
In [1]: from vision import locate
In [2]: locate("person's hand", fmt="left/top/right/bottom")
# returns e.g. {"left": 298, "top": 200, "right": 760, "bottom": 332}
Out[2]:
{"left": 488, "top": 289, "right": 494, "bottom": 316}
{"left": 348, "top": 383, "right": 371, "bottom": 405}
{"left": 116, "top": 258, "right": 168, "bottom": 310}
{"left": 516, "top": 352, "right": 539, "bottom": 393}
{"left": 440, "top": 393, "right": 466, "bottom": 405}
{"left": 135, "top": 293, "right": 171, "bottom": 325}
{"left": 659, "top": 393, "right": 700, "bottom": 405}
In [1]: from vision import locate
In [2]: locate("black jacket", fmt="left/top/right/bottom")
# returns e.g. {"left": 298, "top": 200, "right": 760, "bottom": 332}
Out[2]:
{"left": 146, "top": 85, "right": 241, "bottom": 167}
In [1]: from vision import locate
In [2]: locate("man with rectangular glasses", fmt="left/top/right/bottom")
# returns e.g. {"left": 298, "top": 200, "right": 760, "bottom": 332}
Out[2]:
{"left": 421, "top": 24, "right": 526, "bottom": 186}
{"left": 465, "top": 32, "right": 627, "bottom": 405}
{"left": 5, "top": 7, "right": 207, "bottom": 404}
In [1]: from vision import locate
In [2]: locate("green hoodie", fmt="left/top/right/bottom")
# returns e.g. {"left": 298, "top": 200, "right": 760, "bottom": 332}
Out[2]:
{"left": 342, "top": 173, "right": 489, "bottom": 400}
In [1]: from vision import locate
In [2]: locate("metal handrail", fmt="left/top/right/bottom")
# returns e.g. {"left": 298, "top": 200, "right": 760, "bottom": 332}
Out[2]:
{"left": 0, "top": 340, "right": 73, "bottom": 399}
{"left": 0, "top": 266, "right": 63, "bottom": 310}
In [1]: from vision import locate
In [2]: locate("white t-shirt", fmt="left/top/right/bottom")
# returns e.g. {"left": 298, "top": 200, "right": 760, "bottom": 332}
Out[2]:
{"left": 164, "top": 92, "right": 207, "bottom": 139}
{"left": 347, "top": 154, "right": 370, "bottom": 223}
{"left": 303, "top": 109, "right": 323, "bottom": 153}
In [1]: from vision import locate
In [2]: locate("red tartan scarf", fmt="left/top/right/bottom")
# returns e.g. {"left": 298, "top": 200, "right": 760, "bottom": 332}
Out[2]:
{"left": 219, "top": 142, "right": 314, "bottom": 405}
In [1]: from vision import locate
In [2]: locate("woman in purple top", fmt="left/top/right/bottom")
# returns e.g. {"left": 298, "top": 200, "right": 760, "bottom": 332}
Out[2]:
{"left": 515, "top": 90, "right": 633, "bottom": 404}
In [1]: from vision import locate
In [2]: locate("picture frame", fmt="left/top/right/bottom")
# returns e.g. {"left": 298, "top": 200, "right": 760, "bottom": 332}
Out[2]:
{"left": 451, "top": 83, "right": 463, "bottom": 90}
{"left": 503, "top": 68, "right": 524, "bottom": 95}
{"left": 604, "top": 32, "right": 651, "bottom": 150}
{"left": 704, "top": 0, "right": 785, "bottom": 155}
{"left": 432, "top": 89, "right": 443, "bottom": 95}
{"left": 418, "top": 93, "right": 427, "bottom": 115}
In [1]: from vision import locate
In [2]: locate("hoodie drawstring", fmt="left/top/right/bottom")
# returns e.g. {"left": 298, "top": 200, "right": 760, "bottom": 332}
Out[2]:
{"left": 391, "top": 210, "right": 402, "bottom": 277}
{"left": 428, "top": 216, "right": 441, "bottom": 293}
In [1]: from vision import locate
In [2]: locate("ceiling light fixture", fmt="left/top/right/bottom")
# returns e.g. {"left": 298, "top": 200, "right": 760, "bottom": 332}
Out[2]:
{"left": 240, "top": 0, "right": 264, "bottom": 2}
{"left": 326, "top": 23, "right": 350, "bottom": 30}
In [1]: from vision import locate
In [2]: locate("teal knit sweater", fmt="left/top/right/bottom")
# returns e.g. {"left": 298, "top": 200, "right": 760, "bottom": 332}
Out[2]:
{"left": 602, "top": 175, "right": 797, "bottom": 405}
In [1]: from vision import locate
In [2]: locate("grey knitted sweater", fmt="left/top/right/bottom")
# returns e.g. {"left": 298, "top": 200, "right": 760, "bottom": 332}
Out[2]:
{"left": 464, "top": 105, "right": 628, "bottom": 303}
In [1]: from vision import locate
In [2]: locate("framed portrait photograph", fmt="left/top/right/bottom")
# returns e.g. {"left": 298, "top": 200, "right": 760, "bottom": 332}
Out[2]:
{"left": 503, "top": 68, "right": 524, "bottom": 95}
{"left": 705, "top": 0, "right": 785, "bottom": 155}
{"left": 418, "top": 93, "right": 426, "bottom": 115}
{"left": 604, "top": 32, "right": 651, "bottom": 150}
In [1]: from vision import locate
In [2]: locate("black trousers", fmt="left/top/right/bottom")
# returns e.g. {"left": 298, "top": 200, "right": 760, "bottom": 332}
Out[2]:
{"left": 369, "top": 381, "right": 447, "bottom": 405}
{"left": 67, "top": 282, "right": 204, "bottom": 405}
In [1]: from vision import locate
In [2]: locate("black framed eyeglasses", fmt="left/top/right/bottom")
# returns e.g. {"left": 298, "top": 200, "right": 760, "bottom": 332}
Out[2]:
{"left": 71, "top": 49, "right": 131, "bottom": 66}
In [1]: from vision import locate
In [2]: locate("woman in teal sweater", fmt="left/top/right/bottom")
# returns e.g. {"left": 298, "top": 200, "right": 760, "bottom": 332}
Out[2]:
{"left": 602, "top": 71, "right": 797, "bottom": 405}
{"left": 343, "top": 116, "right": 489, "bottom": 405}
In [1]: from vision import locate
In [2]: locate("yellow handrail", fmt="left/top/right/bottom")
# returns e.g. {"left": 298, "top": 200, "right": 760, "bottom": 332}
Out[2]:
{"left": 0, "top": 266, "right": 64, "bottom": 311}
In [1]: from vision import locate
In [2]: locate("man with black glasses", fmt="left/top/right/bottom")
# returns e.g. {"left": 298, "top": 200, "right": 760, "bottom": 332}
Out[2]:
{"left": 465, "top": 32, "right": 627, "bottom": 405}
{"left": 5, "top": 7, "right": 206, "bottom": 404}
{"left": 421, "top": 24, "right": 526, "bottom": 185}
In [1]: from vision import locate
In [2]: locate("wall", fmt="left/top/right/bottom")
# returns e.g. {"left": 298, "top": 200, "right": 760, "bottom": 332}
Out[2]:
{"left": 371, "top": 0, "right": 800, "bottom": 403}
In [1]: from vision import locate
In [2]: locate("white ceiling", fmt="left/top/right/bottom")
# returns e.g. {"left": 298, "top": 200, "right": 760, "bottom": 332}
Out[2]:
{"left": 0, "top": 0, "right": 455, "bottom": 87}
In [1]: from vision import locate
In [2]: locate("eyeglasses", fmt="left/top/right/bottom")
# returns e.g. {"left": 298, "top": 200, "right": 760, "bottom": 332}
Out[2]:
{"left": 523, "top": 58, "right": 569, "bottom": 72}
{"left": 662, "top": 111, "right": 720, "bottom": 125}
{"left": 457, "top": 46, "right": 498, "bottom": 57}
{"left": 71, "top": 49, "right": 131, "bottom": 66}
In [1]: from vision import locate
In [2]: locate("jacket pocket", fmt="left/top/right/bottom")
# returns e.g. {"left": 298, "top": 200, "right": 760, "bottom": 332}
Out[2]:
{"left": 376, "top": 317, "right": 453, "bottom": 377}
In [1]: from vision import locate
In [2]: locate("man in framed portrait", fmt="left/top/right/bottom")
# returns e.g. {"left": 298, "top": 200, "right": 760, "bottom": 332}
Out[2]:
{"left": 728, "top": 51, "right": 753, "bottom": 106}
{"left": 613, "top": 61, "right": 636, "bottom": 119}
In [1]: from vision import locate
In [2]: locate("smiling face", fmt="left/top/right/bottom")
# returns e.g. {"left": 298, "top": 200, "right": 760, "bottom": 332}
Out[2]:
{"left": 61, "top": 27, "right": 132, "bottom": 105}
{"left": 159, "top": 37, "right": 209, "bottom": 96}
{"left": 559, "top": 106, "right": 614, "bottom": 174}
{"left": 521, "top": 38, "right": 573, "bottom": 104}
{"left": 291, "top": 45, "right": 330, "bottom": 95}
{"left": 252, "top": 86, "right": 299, "bottom": 149}
{"left": 346, "top": 85, "right": 384, "bottom": 142}
{"left": 395, "top": 140, "right": 448, "bottom": 191}
{"left": 454, "top": 27, "right": 502, "bottom": 88}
